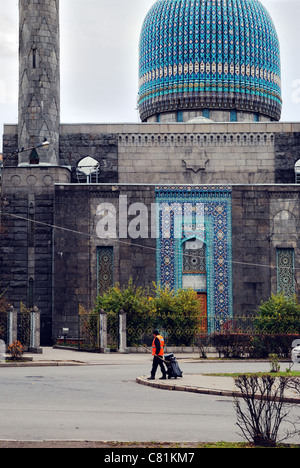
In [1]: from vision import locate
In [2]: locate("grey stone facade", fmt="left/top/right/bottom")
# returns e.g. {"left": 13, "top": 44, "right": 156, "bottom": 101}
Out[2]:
{"left": 4, "top": 121, "right": 300, "bottom": 185}
{"left": 232, "top": 185, "right": 300, "bottom": 316}
{"left": 53, "top": 184, "right": 156, "bottom": 338}
{"left": 2, "top": 121, "right": 300, "bottom": 343}
{"left": 1, "top": 166, "right": 70, "bottom": 343}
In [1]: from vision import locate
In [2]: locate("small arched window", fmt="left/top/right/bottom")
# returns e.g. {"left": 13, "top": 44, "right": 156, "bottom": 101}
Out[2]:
{"left": 182, "top": 238, "right": 206, "bottom": 274}
{"left": 76, "top": 157, "right": 100, "bottom": 183}
{"left": 181, "top": 238, "right": 207, "bottom": 292}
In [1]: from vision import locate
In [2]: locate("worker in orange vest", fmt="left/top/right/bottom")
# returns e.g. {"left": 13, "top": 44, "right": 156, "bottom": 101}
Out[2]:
{"left": 148, "top": 330, "right": 167, "bottom": 380}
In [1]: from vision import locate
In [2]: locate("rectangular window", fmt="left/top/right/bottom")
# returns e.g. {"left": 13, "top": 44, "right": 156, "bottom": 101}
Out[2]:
{"left": 230, "top": 110, "right": 237, "bottom": 122}
{"left": 277, "top": 248, "right": 295, "bottom": 297}
{"left": 32, "top": 48, "right": 37, "bottom": 69}
{"left": 203, "top": 109, "right": 210, "bottom": 119}
{"left": 177, "top": 111, "right": 183, "bottom": 122}
{"left": 97, "top": 247, "right": 114, "bottom": 295}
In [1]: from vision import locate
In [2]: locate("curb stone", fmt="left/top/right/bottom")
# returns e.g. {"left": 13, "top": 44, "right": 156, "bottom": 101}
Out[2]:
{"left": 136, "top": 376, "right": 300, "bottom": 404}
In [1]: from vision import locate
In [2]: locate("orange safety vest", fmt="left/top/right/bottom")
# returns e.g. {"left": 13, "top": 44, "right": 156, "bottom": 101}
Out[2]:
{"left": 152, "top": 335, "right": 164, "bottom": 356}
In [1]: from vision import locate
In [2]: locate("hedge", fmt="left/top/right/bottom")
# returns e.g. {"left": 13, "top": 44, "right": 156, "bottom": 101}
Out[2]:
{"left": 211, "top": 333, "right": 300, "bottom": 359}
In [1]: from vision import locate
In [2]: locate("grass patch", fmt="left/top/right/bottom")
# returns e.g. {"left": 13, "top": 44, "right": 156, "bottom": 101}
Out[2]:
{"left": 0, "top": 441, "right": 298, "bottom": 448}
{"left": 196, "top": 442, "right": 299, "bottom": 448}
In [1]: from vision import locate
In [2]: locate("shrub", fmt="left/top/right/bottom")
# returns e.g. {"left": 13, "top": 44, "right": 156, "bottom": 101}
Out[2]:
{"left": 94, "top": 279, "right": 201, "bottom": 347}
{"left": 249, "top": 334, "right": 300, "bottom": 358}
{"left": 94, "top": 278, "right": 153, "bottom": 347}
{"left": 211, "top": 333, "right": 253, "bottom": 359}
{"left": 151, "top": 285, "right": 200, "bottom": 346}
{"left": 7, "top": 341, "right": 24, "bottom": 361}
{"left": 255, "top": 293, "right": 300, "bottom": 334}
{"left": 212, "top": 332, "right": 300, "bottom": 359}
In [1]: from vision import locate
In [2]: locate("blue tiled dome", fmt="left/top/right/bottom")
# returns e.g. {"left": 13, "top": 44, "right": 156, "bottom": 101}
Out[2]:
{"left": 138, "top": 0, "right": 282, "bottom": 121}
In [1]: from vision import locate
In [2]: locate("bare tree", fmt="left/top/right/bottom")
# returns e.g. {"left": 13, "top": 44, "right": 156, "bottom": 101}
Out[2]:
{"left": 234, "top": 374, "right": 292, "bottom": 447}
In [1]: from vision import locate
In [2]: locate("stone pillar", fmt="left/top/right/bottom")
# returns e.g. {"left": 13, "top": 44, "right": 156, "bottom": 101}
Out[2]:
{"left": 29, "top": 306, "right": 42, "bottom": 353}
{"left": 0, "top": 340, "right": 5, "bottom": 363}
{"left": 8, "top": 306, "right": 17, "bottom": 346}
{"left": 118, "top": 309, "right": 128, "bottom": 353}
{"left": 19, "top": 0, "right": 60, "bottom": 166}
{"left": 99, "top": 309, "right": 109, "bottom": 353}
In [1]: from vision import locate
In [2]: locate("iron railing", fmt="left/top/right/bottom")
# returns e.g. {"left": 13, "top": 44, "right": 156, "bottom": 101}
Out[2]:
{"left": 72, "top": 312, "right": 300, "bottom": 358}
{"left": 0, "top": 308, "right": 35, "bottom": 349}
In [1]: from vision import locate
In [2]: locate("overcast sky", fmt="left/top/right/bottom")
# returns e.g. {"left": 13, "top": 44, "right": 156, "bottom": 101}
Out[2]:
{"left": 0, "top": 0, "right": 299, "bottom": 151}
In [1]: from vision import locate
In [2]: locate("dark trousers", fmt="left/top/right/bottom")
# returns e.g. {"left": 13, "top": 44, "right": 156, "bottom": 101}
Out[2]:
{"left": 151, "top": 355, "right": 166, "bottom": 378}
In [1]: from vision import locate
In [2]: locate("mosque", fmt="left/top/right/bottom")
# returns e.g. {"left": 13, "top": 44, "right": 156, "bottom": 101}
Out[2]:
{"left": 1, "top": 0, "right": 300, "bottom": 344}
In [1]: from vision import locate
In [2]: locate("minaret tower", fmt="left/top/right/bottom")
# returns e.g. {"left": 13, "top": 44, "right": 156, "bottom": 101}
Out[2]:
{"left": 18, "top": 0, "right": 60, "bottom": 166}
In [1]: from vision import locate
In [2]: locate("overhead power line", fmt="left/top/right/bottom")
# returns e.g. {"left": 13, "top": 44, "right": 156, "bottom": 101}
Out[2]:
{"left": 1, "top": 210, "right": 297, "bottom": 272}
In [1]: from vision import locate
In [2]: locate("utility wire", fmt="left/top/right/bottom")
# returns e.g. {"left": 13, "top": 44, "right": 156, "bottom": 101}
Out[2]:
{"left": 1, "top": 210, "right": 296, "bottom": 272}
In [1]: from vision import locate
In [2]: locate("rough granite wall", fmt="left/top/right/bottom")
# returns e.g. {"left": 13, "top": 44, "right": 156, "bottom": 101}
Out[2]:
{"left": 59, "top": 131, "right": 118, "bottom": 183}
{"left": 232, "top": 185, "right": 300, "bottom": 316}
{"left": 0, "top": 166, "right": 70, "bottom": 344}
{"left": 53, "top": 184, "right": 156, "bottom": 339}
{"left": 274, "top": 132, "right": 300, "bottom": 183}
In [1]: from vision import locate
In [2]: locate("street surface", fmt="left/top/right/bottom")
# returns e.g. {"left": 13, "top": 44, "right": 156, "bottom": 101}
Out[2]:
{"left": 0, "top": 358, "right": 298, "bottom": 443}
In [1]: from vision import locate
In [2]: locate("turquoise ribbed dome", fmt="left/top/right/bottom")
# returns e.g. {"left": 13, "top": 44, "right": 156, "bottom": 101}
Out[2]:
{"left": 138, "top": 0, "right": 282, "bottom": 121}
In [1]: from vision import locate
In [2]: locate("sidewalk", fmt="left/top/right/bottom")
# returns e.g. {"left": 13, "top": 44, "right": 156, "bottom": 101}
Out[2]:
{"left": 1, "top": 346, "right": 152, "bottom": 366}
{"left": 2, "top": 347, "right": 300, "bottom": 403}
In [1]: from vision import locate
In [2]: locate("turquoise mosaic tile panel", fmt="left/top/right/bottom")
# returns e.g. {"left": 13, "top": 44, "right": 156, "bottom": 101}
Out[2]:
{"left": 156, "top": 185, "right": 233, "bottom": 329}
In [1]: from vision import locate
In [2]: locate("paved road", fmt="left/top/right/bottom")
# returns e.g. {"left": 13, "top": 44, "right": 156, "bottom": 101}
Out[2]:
{"left": 0, "top": 359, "right": 298, "bottom": 443}
{"left": 0, "top": 363, "right": 240, "bottom": 443}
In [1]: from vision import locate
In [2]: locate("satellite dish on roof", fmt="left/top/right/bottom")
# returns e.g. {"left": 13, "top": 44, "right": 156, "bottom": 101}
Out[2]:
{"left": 77, "top": 157, "right": 100, "bottom": 183}
{"left": 77, "top": 157, "right": 100, "bottom": 176}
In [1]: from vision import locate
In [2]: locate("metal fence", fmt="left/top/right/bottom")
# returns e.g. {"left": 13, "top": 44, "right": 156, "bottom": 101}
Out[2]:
{"left": 78, "top": 312, "right": 100, "bottom": 350}
{"left": 75, "top": 311, "right": 300, "bottom": 359}
{"left": 78, "top": 310, "right": 124, "bottom": 351}
{"left": 126, "top": 314, "right": 259, "bottom": 348}
{"left": 0, "top": 312, "right": 8, "bottom": 345}
{"left": 75, "top": 312, "right": 259, "bottom": 350}
{"left": 0, "top": 307, "right": 40, "bottom": 350}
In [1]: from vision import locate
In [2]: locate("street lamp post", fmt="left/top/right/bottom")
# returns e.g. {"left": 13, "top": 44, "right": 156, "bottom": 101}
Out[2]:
{"left": 1, "top": 138, "right": 50, "bottom": 173}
